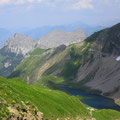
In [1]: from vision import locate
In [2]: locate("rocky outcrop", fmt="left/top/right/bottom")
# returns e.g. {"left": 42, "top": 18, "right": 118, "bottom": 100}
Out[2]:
{"left": 37, "top": 30, "right": 86, "bottom": 49}
{"left": 2, "top": 33, "right": 37, "bottom": 56}
{"left": 0, "top": 34, "right": 37, "bottom": 77}
{"left": 0, "top": 33, "right": 36, "bottom": 77}
{"left": 1, "top": 30, "right": 86, "bottom": 55}
{"left": 1, "top": 98, "right": 43, "bottom": 120}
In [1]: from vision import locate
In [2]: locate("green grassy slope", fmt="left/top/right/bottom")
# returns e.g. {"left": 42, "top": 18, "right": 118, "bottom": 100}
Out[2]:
{"left": 34, "top": 76, "right": 64, "bottom": 89}
{"left": 1, "top": 76, "right": 120, "bottom": 120}
{"left": 9, "top": 45, "right": 70, "bottom": 83}
{"left": 0, "top": 76, "right": 90, "bottom": 119}
{"left": 30, "top": 48, "right": 46, "bottom": 55}
{"left": 93, "top": 109, "right": 120, "bottom": 120}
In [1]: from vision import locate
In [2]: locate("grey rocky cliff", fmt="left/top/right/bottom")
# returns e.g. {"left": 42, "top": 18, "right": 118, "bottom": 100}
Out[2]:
{"left": 2, "top": 30, "right": 86, "bottom": 55}
{"left": 37, "top": 30, "right": 86, "bottom": 49}
{"left": 2, "top": 33, "right": 37, "bottom": 56}
{"left": 0, "top": 33, "right": 37, "bottom": 77}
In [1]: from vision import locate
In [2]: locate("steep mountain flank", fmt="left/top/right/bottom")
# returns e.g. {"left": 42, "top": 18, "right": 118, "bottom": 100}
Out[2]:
{"left": 9, "top": 45, "right": 68, "bottom": 84}
{"left": 0, "top": 34, "right": 36, "bottom": 77}
{"left": 75, "top": 23, "right": 120, "bottom": 99}
{"left": 0, "top": 52, "right": 23, "bottom": 77}
{"left": 10, "top": 23, "right": 120, "bottom": 101}
{"left": 37, "top": 30, "right": 86, "bottom": 49}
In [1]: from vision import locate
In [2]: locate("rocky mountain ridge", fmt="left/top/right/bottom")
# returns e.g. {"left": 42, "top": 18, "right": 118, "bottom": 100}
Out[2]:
{"left": 1, "top": 29, "right": 86, "bottom": 55}
{"left": 2, "top": 33, "right": 37, "bottom": 55}
{"left": 37, "top": 30, "right": 86, "bottom": 49}
{"left": 9, "top": 23, "right": 120, "bottom": 102}
{"left": 0, "top": 23, "right": 105, "bottom": 48}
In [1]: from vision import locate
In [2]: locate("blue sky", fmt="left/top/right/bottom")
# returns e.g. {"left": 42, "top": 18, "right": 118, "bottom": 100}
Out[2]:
{"left": 0, "top": 0, "right": 120, "bottom": 29}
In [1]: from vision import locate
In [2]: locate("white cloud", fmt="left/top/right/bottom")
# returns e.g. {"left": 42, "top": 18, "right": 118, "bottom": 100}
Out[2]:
{"left": 1, "top": 0, "right": 119, "bottom": 11}
{"left": 0, "top": 0, "right": 11, "bottom": 5}
{"left": 0, "top": 0, "right": 43, "bottom": 5}
{"left": 71, "top": 0, "right": 94, "bottom": 10}
{"left": 0, "top": 0, "right": 95, "bottom": 11}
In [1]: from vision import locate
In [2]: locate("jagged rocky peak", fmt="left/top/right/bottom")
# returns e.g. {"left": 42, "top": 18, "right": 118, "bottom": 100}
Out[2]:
{"left": 37, "top": 29, "right": 86, "bottom": 49}
{"left": 2, "top": 33, "right": 37, "bottom": 55}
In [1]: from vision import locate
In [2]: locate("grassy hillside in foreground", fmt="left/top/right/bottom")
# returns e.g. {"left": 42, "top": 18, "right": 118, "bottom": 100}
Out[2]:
{"left": 0, "top": 76, "right": 90, "bottom": 120}
{"left": 1, "top": 76, "right": 120, "bottom": 120}
{"left": 93, "top": 109, "right": 120, "bottom": 120}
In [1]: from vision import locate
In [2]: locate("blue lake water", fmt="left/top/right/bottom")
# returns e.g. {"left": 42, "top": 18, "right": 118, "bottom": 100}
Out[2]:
{"left": 61, "top": 87, "right": 120, "bottom": 111}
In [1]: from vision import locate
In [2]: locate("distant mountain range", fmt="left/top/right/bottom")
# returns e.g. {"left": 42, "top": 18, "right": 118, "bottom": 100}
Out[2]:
{"left": 0, "top": 22, "right": 105, "bottom": 48}
{"left": 23, "top": 23, "right": 104, "bottom": 39}
{"left": 37, "top": 30, "right": 86, "bottom": 49}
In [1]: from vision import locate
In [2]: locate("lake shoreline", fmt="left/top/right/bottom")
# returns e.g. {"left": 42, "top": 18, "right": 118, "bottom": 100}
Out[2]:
{"left": 62, "top": 85, "right": 120, "bottom": 105}
{"left": 60, "top": 86, "right": 120, "bottom": 111}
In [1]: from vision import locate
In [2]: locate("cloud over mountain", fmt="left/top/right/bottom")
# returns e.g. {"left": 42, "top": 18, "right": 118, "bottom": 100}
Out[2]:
{"left": 0, "top": 0, "right": 120, "bottom": 11}
{"left": 0, "top": 0, "right": 43, "bottom": 5}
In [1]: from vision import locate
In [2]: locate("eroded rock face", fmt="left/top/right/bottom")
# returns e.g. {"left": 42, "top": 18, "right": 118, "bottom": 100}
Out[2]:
{"left": 0, "top": 34, "right": 37, "bottom": 77}
{"left": 2, "top": 33, "right": 37, "bottom": 56}
{"left": 2, "top": 30, "right": 86, "bottom": 55}
{"left": 75, "top": 23, "right": 120, "bottom": 99}
{"left": 37, "top": 30, "right": 86, "bottom": 49}
{"left": 4, "top": 62, "right": 11, "bottom": 68}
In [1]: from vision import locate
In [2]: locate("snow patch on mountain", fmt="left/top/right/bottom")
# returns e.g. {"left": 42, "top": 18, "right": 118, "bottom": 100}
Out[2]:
{"left": 116, "top": 56, "right": 120, "bottom": 61}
